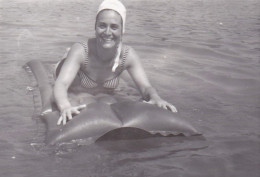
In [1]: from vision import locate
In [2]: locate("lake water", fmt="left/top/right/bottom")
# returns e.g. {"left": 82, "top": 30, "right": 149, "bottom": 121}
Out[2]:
{"left": 0, "top": 0, "right": 259, "bottom": 176}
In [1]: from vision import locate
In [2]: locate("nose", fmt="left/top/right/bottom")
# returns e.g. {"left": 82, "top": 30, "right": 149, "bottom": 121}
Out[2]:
{"left": 104, "top": 27, "right": 112, "bottom": 35}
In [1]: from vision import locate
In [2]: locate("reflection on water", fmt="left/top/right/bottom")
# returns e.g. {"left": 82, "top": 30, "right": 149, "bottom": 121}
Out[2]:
{"left": 0, "top": 0, "right": 259, "bottom": 177}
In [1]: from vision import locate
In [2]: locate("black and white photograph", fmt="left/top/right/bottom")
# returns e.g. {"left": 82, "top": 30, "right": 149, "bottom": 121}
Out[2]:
{"left": 0, "top": 0, "right": 259, "bottom": 176}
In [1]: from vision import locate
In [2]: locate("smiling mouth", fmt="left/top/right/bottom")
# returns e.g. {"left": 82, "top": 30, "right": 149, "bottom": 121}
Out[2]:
{"left": 102, "top": 38, "right": 113, "bottom": 42}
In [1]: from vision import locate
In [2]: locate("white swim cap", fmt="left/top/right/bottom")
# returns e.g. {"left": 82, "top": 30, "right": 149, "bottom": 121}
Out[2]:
{"left": 97, "top": 0, "right": 126, "bottom": 33}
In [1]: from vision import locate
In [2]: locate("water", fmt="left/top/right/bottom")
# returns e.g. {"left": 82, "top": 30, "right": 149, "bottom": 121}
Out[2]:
{"left": 0, "top": 0, "right": 259, "bottom": 176}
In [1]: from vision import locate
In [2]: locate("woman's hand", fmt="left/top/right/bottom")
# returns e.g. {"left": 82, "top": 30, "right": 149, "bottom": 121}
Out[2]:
{"left": 144, "top": 98, "right": 178, "bottom": 113}
{"left": 57, "top": 104, "right": 86, "bottom": 125}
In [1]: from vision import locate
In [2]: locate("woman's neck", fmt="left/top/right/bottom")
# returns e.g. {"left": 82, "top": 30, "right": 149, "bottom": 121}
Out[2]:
{"left": 95, "top": 39, "right": 118, "bottom": 63}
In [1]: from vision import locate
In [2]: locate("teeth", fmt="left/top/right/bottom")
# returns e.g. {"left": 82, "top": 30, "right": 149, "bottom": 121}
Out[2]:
{"left": 104, "top": 39, "right": 112, "bottom": 41}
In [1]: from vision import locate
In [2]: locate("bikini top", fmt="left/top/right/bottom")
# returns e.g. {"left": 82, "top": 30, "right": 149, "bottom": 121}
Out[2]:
{"left": 78, "top": 41, "right": 129, "bottom": 90}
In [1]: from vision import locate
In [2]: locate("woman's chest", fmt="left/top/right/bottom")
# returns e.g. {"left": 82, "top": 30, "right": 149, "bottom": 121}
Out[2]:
{"left": 81, "top": 56, "right": 118, "bottom": 83}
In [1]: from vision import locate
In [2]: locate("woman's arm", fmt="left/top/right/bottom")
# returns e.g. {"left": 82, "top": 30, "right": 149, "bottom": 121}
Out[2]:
{"left": 54, "top": 43, "right": 86, "bottom": 125}
{"left": 125, "top": 47, "right": 177, "bottom": 112}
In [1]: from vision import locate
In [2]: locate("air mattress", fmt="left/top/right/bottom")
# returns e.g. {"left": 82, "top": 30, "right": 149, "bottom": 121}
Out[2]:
{"left": 26, "top": 60, "right": 200, "bottom": 145}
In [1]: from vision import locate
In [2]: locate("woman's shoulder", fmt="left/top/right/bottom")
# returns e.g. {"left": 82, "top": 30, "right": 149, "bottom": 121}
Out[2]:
{"left": 65, "top": 42, "right": 87, "bottom": 64}
{"left": 122, "top": 45, "right": 141, "bottom": 68}
{"left": 73, "top": 38, "right": 89, "bottom": 48}
{"left": 122, "top": 45, "right": 138, "bottom": 59}
{"left": 70, "top": 43, "right": 85, "bottom": 55}
{"left": 122, "top": 45, "right": 137, "bottom": 60}
{"left": 69, "top": 38, "right": 94, "bottom": 58}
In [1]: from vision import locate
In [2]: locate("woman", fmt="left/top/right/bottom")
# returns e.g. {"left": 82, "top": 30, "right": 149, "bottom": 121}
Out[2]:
{"left": 54, "top": 0, "right": 177, "bottom": 125}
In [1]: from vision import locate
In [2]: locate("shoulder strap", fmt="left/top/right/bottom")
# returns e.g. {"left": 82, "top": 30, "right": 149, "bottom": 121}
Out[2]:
{"left": 119, "top": 45, "right": 129, "bottom": 72}
{"left": 77, "top": 41, "right": 89, "bottom": 67}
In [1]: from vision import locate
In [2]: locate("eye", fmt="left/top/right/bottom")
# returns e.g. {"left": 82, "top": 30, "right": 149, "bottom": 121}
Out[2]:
{"left": 111, "top": 24, "right": 119, "bottom": 30}
{"left": 98, "top": 23, "right": 106, "bottom": 29}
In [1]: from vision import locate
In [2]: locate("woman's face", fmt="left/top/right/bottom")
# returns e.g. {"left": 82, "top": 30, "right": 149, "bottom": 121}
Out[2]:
{"left": 95, "top": 10, "right": 122, "bottom": 49}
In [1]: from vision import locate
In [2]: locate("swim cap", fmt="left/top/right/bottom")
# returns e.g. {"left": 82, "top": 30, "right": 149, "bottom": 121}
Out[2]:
{"left": 97, "top": 0, "right": 126, "bottom": 33}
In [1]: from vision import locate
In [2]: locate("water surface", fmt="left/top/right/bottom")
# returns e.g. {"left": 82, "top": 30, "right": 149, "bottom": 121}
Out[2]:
{"left": 0, "top": 0, "right": 259, "bottom": 176}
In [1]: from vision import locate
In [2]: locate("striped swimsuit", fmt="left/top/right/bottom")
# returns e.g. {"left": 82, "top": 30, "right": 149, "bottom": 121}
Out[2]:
{"left": 78, "top": 41, "right": 129, "bottom": 90}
